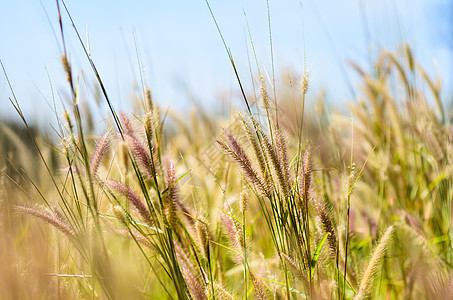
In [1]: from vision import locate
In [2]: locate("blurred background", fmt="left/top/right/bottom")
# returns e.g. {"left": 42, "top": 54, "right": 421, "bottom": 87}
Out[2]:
{"left": 0, "top": 0, "right": 451, "bottom": 126}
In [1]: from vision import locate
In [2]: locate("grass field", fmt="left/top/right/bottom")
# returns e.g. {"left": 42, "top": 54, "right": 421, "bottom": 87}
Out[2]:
{"left": 1, "top": 2, "right": 452, "bottom": 300}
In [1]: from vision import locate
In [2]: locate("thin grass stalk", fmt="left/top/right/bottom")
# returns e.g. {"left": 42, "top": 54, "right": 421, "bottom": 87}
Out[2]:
{"left": 240, "top": 190, "right": 248, "bottom": 299}
{"left": 343, "top": 163, "right": 356, "bottom": 299}
{"left": 58, "top": 16, "right": 98, "bottom": 220}
{"left": 59, "top": 0, "right": 123, "bottom": 137}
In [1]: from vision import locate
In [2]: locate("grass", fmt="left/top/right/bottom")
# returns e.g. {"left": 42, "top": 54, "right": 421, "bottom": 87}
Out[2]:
{"left": 1, "top": 2, "right": 453, "bottom": 299}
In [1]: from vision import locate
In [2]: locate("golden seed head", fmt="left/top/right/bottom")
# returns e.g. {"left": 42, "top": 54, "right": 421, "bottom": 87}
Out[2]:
{"left": 61, "top": 54, "right": 72, "bottom": 82}
{"left": 61, "top": 137, "right": 70, "bottom": 155}
{"left": 239, "top": 189, "right": 248, "bottom": 213}
{"left": 118, "top": 141, "right": 129, "bottom": 174}
{"left": 144, "top": 112, "right": 153, "bottom": 141}
{"left": 259, "top": 75, "right": 270, "bottom": 111}
{"left": 61, "top": 55, "right": 69, "bottom": 72}
{"left": 113, "top": 205, "right": 127, "bottom": 226}
{"left": 404, "top": 44, "right": 414, "bottom": 72}
{"left": 347, "top": 162, "right": 356, "bottom": 193}
{"left": 196, "top": 220, "right": 209, "bottom": 257}
{"left": 63, "top": 110, "right": 73, "bottom": 132}
{"left": 145, "top": 88, "right": 153, "bottom": 112}
{"left": 302, "top": 72, "right": 309, "bottom": 95}
{"left": 213, "top": 282, "right": 235, "bottom": 300}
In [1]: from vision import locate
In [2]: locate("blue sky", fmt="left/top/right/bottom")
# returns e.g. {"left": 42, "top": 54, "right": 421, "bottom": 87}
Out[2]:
{"left": 0, "top": 0, "right": 451, "bottom": 125}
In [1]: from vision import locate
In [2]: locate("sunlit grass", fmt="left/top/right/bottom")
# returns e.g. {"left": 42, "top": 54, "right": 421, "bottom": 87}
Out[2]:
{"left": 0, "top": 2, "right": 452, "bottom": 299}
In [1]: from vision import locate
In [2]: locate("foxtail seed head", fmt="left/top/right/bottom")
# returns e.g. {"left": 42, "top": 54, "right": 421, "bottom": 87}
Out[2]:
{"left": 118, "top": 141, "right": 129, "bottom": 174}
{"left": 302, "top": 72, "right": 309, "bottom": 95}
{"left": 144, "top": 111, "right": 154, "bottom": 142}
{"left": 347, "top": 163, "right": 357, "bottom": 194}
{"left": 145, "top": 88, "right": 153, "bottom": 112}
{"left": 239, "top": 189, "right": 248, "bottom": 213}
{"left": 63, "top": 110, "right": 73, "bottom": 133}
{"left": 61, "top": 54, "right": 72, "bottom": 83}
{"left": 113, "top": 205, "right": 127, "bottom": 226}
{"left": 259, "top": 75, "right": 270, "bottom": 111}
{"left": 196, "top": 219, "right": 209, "bottom": 258}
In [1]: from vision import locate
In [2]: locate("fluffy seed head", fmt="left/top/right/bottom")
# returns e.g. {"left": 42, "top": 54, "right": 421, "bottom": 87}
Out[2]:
{"left": 347, "top": 163, "right": 357, "bottom": 194}
{"left": 125, "top": 134, "right": 156, "bottom": 178}
{"left": 52, "top": 206, "right": 67, "bottom": 224}
{"left": 280, "top": 252, "right": 308, "bottom": 282}
{"left": 163, "top": 158, "right": 178, "bottom": 227}
{"left": 144, "top": 111, "right": 154, "bottom": 142}
{"left": 90, "top": 131, "right": 110, "bottom": 176}
{"left": 275, "top": 127, "right": 291, "bottom": 195}
{"left": 220, "top": 210, "right": 243, "bottom": 263}
{"left": 106, "top": 180, "right": 153, "bottom": 226}
{"left": 119, "top": 112, "right": 136, "bottom": 138}
{"left": 259, "top": 75, "right": 270, "bottom": 111}
{"left": 250, "top": 272, "right": 269, "bottom": 300}
{"left": 355, "top": 225, "right": 396, "bottom": 300}
{"left": 113, "top": 205, "right": 128, "bottom": 226}
{"left": 17, "top": 206, "right": 75, "bottom": 241}
{"left": 213, "top": 282, "right": 235, "bottom": 300}
{"left": 239, "top": 189, "right": 248, "bottom": 213}
{"left": 145, "top": 88, "right": 153, "bottom": 112}
{"left": 405, "top": 44, "right": 414, "bottom": 72}
{"left": 302, "top": 72, "right": 309, "bottom": 95}
{"left": 315, "top": 200, "right": 337, "bottom": 258}
{"left": 61, "top": 54, "right": 72, "bottom": 83}
{"left": 174, "top": 242, "right": 207, "bottom": 300}
{"left": 239, "top": 114, "right": 269, "bottom": 186}
{"left": 196, "top": 219, "right": 209, "bottom": 258}
{"left": 181, "top": 266, "right": 207, "bottom": 300}
{"left": 218, "top": 131, "right": 268, "bottom": 196}
{"left": 262, "top": 132, "right": 289, "bottom": 198}
{"left": 63, "top": 110, "right": 73, "bottom": 133}
{"left": 118, "top": 141, "right": 129, "bottom": 174}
